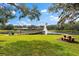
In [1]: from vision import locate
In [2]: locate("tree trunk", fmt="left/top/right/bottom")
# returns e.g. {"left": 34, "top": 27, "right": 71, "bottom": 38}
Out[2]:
{"left": 2, "top": 20, "right": 6, "bottom": 30}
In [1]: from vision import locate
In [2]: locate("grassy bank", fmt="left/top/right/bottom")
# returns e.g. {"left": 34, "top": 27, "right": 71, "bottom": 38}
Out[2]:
{"left": 0, "top": 35, "right": 79, "bottom": 56}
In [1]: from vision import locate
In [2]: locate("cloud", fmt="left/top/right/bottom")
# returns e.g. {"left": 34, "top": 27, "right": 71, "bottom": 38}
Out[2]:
{"left": 50, "top": 15, "right": 58, "bottom": 21}
{"left": 76, "top": 18, "right": 79, "bottom": 21}
{"left": 49, "top": 15, "right": 59, "bottom": 23}
{"left": 50, "top": 15, "right": 58, "bottom": 19}
{"left": 11, "top": 10, "right": 16, "bottom": 15}
{"left": 41, "top": 9, "right": 47, "bottom": 13}
{"left": 18, "top": 21, "right": 31, "bottom": 26}
{"left": 9, "top": 21, "right": 31, "bottom": 26}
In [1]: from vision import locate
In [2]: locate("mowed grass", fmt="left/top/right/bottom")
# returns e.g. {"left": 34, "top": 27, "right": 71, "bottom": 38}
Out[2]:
{"left": 0, "top": 34, "right": 79, "bottom": 56}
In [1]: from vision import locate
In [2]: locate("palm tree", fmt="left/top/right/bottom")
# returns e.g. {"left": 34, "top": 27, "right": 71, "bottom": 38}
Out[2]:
{"left": 48, "top": 3, "right": 79, "bottom": 28}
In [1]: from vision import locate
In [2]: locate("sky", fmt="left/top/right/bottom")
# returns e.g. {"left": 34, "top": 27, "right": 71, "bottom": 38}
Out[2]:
{"left": 6, "top": 3, "right": 59, "bottom": 26}
{"left": 1, "top": 3, "right": 79, "bottom": 26}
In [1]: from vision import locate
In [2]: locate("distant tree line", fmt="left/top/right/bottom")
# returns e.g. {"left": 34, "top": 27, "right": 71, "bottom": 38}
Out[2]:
{"left": 0, "top": 24, "right": 14, "bottom": 30}
{"left": 0, "top": 21, "right": 79, "bottom": 30}
{"left": 47, "top": 21, "right": 79, "bottom": 31}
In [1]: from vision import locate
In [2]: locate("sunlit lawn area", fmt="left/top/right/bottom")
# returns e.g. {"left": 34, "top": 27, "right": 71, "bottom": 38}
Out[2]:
{"left": 0, "top": 34, "right": 79, "bottom": 56}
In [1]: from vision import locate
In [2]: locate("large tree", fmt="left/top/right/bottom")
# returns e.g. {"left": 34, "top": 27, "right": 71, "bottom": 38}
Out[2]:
{"left": 0, "top": 3, "right": 41, "bottom": 29}
{"left": 48, "top": 3, "right": 79, "bottom": 28}
{"left": 27, "top": 5, "right": 41, "bottom": 26}
{"left": 9, "top": 3, "right": 41, "bottom": 33}
{"left": 9, "top": 3, "right": 41, "bottom": 24}
{"left": 0, "top": 3, "right": 16, "bottom": 29}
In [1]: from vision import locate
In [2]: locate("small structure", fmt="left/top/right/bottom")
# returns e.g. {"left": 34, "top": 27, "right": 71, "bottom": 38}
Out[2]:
{"left": 61, "top": 35, "right": 75, "bottom": 42}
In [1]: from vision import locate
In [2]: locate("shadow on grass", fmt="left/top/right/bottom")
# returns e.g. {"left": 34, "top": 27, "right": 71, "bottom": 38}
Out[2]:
{"left": 0, "top": 40, "right": 6, "bottom": 42}
{"left": 0, "top": 40, "right": 74, "bottom": 56}
{"left": 70, "top": 41, "right": 79, "bottom": 44}
{"left": 59, "top": 39, "right": 79, "bottom": 44}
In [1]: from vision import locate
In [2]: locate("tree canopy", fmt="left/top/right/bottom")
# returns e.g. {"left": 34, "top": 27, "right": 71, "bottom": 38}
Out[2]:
{"left": 0, "top": 3, "right": 41, "bottom": 29}
{"left": 0, "top": 3, "right": 16, "bottom": 29}
{"left": 48, "top": 3, "right": 79, "bottom": 27}
{"left": 9, "top": 3, "right": 41, "bottom": 21}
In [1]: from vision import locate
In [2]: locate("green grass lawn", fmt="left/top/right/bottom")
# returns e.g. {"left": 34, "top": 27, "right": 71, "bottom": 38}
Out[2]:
{"left": 0, "top": 34, "right": 79, "bottom": 56}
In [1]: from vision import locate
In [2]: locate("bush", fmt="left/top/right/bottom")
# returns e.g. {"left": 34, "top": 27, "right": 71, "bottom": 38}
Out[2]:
{"left": 5, "top": 24, "right": 14, "bottom": 30}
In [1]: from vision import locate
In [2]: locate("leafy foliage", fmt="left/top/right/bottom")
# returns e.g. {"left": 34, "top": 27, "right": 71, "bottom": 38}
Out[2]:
{"left": 5, "top": 24, "right": 14, "bottom": 30}
{"left": 0, "top": 3, "right": 16, "bottom": 28}
{"left": 0, "top": 3, "right": 41, "bottom": 29}
{"left": 9, "top": 3, "right": 41, "bottom": 21}
{"left": 47, "top": 21, "right": 79, "bottom": 31}
{"left": 27, "top": 6, "right": 41, "bottom": 21}
{"left": 48, "top": 3, "right": 79, "bottom": 27}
